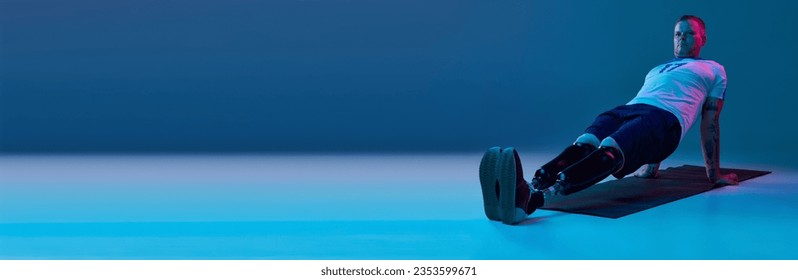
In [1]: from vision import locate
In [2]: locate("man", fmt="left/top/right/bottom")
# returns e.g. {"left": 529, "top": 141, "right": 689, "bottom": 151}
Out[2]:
{"left": 479, "top": 15, "right": 739, "bottom": 225}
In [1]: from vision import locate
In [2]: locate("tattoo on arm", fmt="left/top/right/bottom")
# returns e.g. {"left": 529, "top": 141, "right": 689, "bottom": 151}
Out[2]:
{"left": 703, "top": 121, "right": 719, "bottom": 180}
{"left": 703, "top": 102, "right": 720, "bottom": 112}
{"left": 701, "top": 97, "right": 723, "bottom": 182}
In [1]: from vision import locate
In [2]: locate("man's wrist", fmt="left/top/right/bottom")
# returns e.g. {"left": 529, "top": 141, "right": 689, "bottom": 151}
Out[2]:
{"left": 706, "top": 167, "right": 720, "bottom": 181}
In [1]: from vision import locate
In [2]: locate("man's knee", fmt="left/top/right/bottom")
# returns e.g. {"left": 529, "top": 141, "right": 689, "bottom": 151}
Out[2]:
{"left": 574, "top": 133, "right": 600, "bottom": 147}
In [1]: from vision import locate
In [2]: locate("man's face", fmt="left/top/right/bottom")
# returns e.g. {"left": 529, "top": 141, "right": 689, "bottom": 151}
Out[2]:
{"left": 673, "top": 19, "right": 706, "bottom": 58}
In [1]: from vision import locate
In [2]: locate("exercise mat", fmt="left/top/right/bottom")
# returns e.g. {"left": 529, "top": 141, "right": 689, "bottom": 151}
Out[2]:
{"left": 540, "top": 165, "right": 771, "bottom": 218}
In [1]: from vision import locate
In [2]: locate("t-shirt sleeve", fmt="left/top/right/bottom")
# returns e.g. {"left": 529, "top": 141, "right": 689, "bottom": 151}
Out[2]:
{"left": 709, "top": 65, "right": 727, "bottom": 100}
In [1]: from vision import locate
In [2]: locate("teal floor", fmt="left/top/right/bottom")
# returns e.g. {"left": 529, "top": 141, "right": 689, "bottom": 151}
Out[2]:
{"left": 1, "top": 154, "right": 795, "bottom": 259}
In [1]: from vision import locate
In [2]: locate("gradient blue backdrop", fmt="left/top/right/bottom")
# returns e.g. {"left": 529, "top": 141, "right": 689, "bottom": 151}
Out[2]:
{"left": 1, "top": 0, "right": 796, "bottom": 165}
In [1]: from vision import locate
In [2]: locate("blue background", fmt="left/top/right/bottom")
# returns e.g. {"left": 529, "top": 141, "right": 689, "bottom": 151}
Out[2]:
{"left": 2, "top": 0, "right": 796, "bottom": 164}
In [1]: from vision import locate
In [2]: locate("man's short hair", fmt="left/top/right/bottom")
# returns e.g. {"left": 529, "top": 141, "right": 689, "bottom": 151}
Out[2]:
{"left": 677, "top": 15, "right": 706, "bottom": 35}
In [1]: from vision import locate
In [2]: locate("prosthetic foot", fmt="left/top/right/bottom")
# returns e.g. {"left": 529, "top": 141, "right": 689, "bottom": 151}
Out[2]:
{"left": 498, "top": 147, "right": 545, "bottom": 225}
{"left": 530, "top": 143, "right": 596, "bottom": 191}
{"left": 553, "top": 146, "right": 624, "bottom": 196}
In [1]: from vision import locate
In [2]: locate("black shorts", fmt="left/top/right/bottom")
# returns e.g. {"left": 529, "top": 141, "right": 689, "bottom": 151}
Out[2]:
{"left": 585, "top": 103, "right": 682, "bottom": 178}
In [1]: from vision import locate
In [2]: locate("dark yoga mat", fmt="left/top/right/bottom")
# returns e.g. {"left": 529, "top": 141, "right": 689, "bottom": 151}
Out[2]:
{"left": 540, "top": 165, "right": 771, "bottom": 218}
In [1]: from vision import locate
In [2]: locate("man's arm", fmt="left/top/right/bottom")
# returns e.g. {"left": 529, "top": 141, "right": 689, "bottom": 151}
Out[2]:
{"left": 700, "top": 97, "right": 738, "bottom": 185}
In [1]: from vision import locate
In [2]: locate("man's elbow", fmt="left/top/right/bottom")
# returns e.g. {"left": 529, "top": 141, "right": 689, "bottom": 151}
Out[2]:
{"left": 702, "top": 98, "right": 724, "bottom": 116}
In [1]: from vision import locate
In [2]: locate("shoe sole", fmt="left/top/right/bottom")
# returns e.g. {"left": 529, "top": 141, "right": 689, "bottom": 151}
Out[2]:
{"left": 499, "top": 147, "right": 525, "bottom": 225}
{"left": 478, "top": 146, "right": 501, "bottom": 221}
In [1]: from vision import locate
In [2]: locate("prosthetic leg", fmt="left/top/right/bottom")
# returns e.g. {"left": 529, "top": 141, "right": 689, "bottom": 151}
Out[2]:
{"left": 529, "top": 135, "right": 598, "bottom": 191}
{"left": 490, "top": 135, "right": 619, "bottom": 224}
{"left": 550, "top": 141, "right": 624, "bottom": 196}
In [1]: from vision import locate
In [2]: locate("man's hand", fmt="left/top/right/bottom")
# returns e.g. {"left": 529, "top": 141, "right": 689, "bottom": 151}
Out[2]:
{"left": 634, "top": 163, "right": 660, "bottom": 178}
{"left": 711, "top": 173, "right": 739, "bottom": 187}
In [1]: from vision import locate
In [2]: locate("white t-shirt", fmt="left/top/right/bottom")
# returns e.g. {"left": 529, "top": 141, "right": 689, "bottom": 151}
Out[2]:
{"left": 627, "top": 57, "right": 727, "bottom": 140}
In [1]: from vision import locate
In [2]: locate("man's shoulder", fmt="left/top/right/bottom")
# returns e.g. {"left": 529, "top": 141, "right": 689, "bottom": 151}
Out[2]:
{"left": 694, "top": 58, "right": 724, "bottom": 68}
{"left": 691, "top": 58, "right": 726, "bottom": 77}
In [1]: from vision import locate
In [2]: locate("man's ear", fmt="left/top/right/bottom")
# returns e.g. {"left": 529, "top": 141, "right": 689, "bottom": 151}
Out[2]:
{"left": 700, "top": 34, "right": 707, "bottom": 47}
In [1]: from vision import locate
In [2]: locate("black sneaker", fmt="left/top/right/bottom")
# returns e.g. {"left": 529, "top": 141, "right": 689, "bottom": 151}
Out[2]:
{"left": 498, "top": 147, "right": 544, "bottom": 225}
{"left": 478, "top": 147, "right": 502, "bottom": 221}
